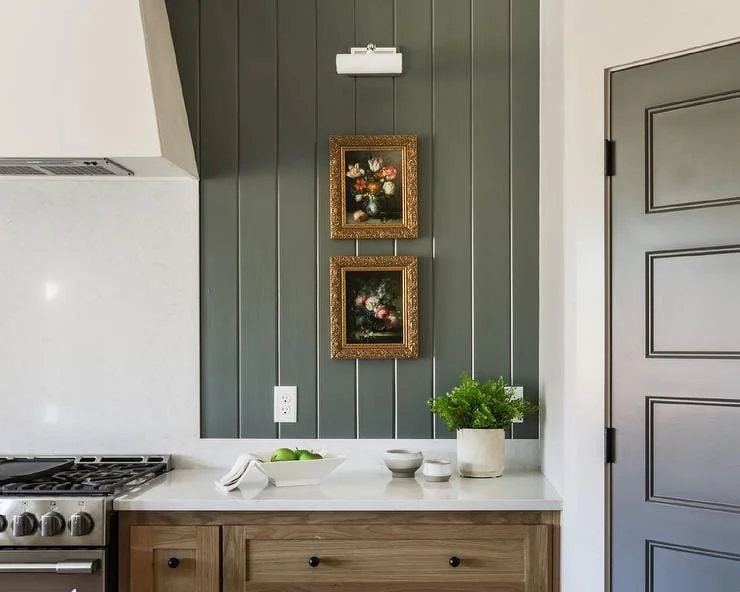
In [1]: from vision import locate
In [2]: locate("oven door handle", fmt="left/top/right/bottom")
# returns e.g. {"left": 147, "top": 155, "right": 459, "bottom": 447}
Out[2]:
{"left": 0, "top": 559, "right": 100, "bottom": 574}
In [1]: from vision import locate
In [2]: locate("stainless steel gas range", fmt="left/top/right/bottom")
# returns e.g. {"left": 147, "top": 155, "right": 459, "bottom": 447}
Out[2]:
{"left": 0, "top": 455, "right": 170, "bottom": 592}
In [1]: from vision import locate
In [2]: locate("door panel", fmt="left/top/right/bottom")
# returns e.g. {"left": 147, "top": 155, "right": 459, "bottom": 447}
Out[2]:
{"left": 611, "top": 42, "right": 740, "bottom": 592}
{"left": 649, "top": 397, "right": 740, "bottom": 510}
{"left": 650, "top": 92, "right": 740, "bottom": 211}
{"left": 650, "top": 541, "right": 740, "bottom": 592}
{"left": 649, "top": 247, "right": 740, "bottom": 356}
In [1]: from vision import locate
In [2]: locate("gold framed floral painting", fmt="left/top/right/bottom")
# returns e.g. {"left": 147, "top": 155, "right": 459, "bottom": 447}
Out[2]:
{"left": 329, "top": 134, "right": 418, "bottom": 239}
{"left": 330, "top": 256, "right": 419, "bottom": 359}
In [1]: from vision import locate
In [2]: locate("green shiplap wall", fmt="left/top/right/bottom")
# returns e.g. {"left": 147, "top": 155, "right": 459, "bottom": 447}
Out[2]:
{"left": 166, "top": 0, "right": 539, "bottom": 439}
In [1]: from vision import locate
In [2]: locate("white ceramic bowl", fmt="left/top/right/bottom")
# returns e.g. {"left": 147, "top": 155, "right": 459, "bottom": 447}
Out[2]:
{"left": 421, "top": 459, "right": 452, "bottom": 482}
{"left": 383, "top": 449, "right": 423, "bottom": 478}
{"left": 253, "top": 452, "right": 346, "bottom": 487}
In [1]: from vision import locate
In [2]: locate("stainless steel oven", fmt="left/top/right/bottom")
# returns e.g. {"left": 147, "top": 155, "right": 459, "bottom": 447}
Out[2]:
{"left": 0, "top": 549, "right": 107, "bottom": 592}
{"left": 0, "top": 455, "right": 170, "bottom": 592}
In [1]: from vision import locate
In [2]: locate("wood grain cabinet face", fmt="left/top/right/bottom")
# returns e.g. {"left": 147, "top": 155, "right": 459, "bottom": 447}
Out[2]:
{"left": 120, "top": 511, "right": 557, "bottom": 592}
{"left": 224, "top": 523, "right": 551, "bottom": 592}
{"left": 129, "top": 525, "right": 220, "bottom": 592}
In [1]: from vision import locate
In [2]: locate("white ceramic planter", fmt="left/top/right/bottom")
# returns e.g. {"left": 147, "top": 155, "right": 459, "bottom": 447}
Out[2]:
{"left": 456, "top": 428, "right": 505, "bottom": 478}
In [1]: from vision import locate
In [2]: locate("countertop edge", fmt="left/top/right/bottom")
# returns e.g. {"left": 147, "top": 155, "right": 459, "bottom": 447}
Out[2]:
{"left": 114, "top": 500, "right": 563, "bottom": 512}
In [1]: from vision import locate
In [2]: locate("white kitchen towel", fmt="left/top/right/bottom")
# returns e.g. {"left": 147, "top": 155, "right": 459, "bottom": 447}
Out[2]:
{"left": 214, "top": 453, "right": 263, "bottom": 492}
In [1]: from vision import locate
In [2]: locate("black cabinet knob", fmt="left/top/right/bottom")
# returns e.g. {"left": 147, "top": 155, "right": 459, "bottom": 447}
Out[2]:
{"left": 167, "top": 557, "right": 180, "bottom": 569}
{"left": 307, "top": 556, "right": 320, "bottom": 568}
{"left": 449, "top": 556, "right": 461, "bottom": 568}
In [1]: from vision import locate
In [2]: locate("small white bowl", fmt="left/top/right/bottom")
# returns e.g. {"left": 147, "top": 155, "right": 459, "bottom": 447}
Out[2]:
{"left": 383, "top": 449, "right": 423, "bottom": 478}
{"left": 421, "top": 459, "right": 452, "bottom": 482}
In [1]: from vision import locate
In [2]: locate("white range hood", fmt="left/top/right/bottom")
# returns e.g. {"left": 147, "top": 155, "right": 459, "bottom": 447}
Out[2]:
{"left": 0, "top": 0, "right": 196, "bottom": 178}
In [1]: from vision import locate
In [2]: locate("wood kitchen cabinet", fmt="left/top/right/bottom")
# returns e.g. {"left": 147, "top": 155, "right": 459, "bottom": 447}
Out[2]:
{"left": 119, "top": 511, "right": 558, "bottom": 592}
{"left": 120, "top": 521, "right": 220, "bottom": 592}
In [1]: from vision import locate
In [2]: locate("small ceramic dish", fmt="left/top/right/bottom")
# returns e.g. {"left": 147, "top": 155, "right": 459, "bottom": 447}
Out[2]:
{"left": 383, "top": 449, "right": 423, "bottom": 478}
{"left": 421, "top": 459, "right": 452, "bottom": 482}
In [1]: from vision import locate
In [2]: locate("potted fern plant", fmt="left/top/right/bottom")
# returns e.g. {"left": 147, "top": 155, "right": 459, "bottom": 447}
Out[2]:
{"left": 428, "top": 374, "right": 537, "bottom": 478}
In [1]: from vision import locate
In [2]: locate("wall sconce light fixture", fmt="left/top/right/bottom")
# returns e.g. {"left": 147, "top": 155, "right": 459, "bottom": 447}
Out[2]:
{"left": 336, "top": 44, "right": 403, "bottom": 76}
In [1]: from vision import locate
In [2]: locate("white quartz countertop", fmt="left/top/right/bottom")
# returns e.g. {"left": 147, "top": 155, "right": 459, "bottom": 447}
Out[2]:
{"left": 114, "top": 468, "right": 562, "bottom": 512}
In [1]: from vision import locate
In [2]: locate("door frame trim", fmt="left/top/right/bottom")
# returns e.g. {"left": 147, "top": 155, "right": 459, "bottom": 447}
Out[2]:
{"left": 604, "top": 37, "right": 740, "bottom": 592}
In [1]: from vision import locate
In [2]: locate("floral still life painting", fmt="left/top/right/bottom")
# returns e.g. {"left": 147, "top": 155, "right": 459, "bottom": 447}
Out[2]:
{"left": 345, "top": 151, "right": 402, "bottom": 224}
{"left": 330, "top": 256, "right": 419, "bottom": 359}
{"left": 346, "top": 270, "right": 403, "bottom": 345}
{"left": 330, "top": 135, "right": 418, "bottom": 239}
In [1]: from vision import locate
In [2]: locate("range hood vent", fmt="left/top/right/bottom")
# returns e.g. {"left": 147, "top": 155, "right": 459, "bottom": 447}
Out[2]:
{"left": 0, "top": 0, "right": 197, "bottom": 178}
{"left": 0, "top": 158, "right": 133, "bottom": 177}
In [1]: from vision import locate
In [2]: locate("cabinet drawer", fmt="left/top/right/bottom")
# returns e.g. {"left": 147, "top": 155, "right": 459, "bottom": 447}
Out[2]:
{"left": 224, "top": 523, "right": 550, "bottom": 591}
{"left": 248, "top": 538, "right": 522, "bottom": 583}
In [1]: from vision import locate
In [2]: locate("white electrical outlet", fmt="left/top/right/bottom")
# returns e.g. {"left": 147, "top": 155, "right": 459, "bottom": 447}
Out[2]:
{"left": 274, "top": 386, "right": 297, "bottom": 423}
{"left": 512, "top": 386, "right": 524, "bottom": 423}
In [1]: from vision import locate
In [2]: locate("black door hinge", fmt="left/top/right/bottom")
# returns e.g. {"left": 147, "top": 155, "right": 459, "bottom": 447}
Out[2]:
{"left": 605, "top": 140, "right": 616, "bottom": 176}
{"left": 605, "top": 427, "right": 616, "bottom": 463}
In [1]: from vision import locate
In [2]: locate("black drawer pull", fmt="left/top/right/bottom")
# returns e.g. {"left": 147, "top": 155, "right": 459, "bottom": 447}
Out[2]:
{"left": 167, "top": 557, "right": 179, "bottom": 569}
{"left": 307, "top": 556, "right": 320, "bottom": 568}
{"left": 449, "top": 556, "right": 461, "bottom": 568}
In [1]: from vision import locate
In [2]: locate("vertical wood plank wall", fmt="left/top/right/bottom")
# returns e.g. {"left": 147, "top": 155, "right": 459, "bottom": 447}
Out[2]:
{"left": 166, "top": 0, "right": 539, "bottom": 439}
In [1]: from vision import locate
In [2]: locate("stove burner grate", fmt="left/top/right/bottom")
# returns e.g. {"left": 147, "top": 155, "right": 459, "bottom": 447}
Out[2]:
{"left": 0, "top": 461, "right": 168, "bottom": 496}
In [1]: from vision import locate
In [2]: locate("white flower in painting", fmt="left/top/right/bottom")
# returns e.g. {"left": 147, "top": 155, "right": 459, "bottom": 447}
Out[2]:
{"left": 382, "top": 181, "right": 395, "bottom": 195}
{"left": 355, "top": 193, "right": 364, "bottom": 202}
{"left": 368, "top": 157, "right": 384, "bottom": 172}
{"left": 365, "top": 296, "right": 380, "bottom": 311}
{"left": 346, "top": 163, "right": 365, "bottom": 178}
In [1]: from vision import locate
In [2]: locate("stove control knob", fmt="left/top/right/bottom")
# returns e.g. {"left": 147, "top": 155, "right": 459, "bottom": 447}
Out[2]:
{"left": 69, "top": 511, "right": 94, "bottom": 537}
{"left": 0, "top": 515, "right": 7, "bottom": 532}
{"left": 40, "top": 511, "right": 65, "bottom": 537}
{"left": 11, "top": 512, "right": 37, "bottom": 537}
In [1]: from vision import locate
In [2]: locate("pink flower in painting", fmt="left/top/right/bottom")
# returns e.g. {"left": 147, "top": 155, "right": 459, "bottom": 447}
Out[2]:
{"left": 381, "top": 165, "right": 397, "bottom": 180}
{"left": 375, "top": 306, "right": 390, "bottom": 320}
{"left": 387, "top": 313, "right": 400, "bottom": 327}
{"left": 355, "top": 294, "right": 367, "bottom": 308}
{"left": 353, "top": 210, "right": 369, "bottom": 222}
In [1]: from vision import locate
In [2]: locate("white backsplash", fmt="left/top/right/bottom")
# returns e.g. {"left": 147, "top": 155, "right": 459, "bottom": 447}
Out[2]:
{"left": 0, "top": 178, "right": 539, "bottom": 471}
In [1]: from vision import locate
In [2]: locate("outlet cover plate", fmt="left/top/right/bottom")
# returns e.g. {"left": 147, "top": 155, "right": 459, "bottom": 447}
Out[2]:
{"left": 512, "top": 386, "right": 524, "bottom": 423}
{"left": 274, "top": 386, "right": 297, "bottom": 423}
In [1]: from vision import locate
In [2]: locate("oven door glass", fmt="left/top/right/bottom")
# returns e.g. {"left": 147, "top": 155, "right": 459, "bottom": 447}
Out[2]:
{"left": 0, "top": 549, "right": 106, "bottom": 592}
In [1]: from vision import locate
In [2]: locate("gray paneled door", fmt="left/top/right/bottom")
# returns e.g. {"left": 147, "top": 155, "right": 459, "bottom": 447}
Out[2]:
{"left": 610, "top": 44, "right": 740, "bottom": 591}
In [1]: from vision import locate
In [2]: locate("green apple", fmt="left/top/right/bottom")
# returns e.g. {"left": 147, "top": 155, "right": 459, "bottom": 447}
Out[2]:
{"left": 298, "top": 451, "right": 323, "bottom": 461}
{"left": 270, "top": 448, "right": 298, "bottom": 462}
{"left": 294, "top": 448, "right": 310, "bottom": 457}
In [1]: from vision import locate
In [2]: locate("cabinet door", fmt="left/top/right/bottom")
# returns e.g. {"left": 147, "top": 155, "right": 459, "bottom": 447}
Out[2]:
{"left": 130, "top": 525, "right": 220, "bottom": 592}
{"left": 224, "top": 523, "right": 550, "bottom": 592}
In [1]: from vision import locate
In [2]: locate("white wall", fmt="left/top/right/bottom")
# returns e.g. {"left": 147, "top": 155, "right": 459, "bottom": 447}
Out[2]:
{"left": 0, "top": 178, "right": 540, "bottom": 472}
{"left": 539, "top": 0, "right": 564, "bottom": 496}
{"left": 540, "top": 1, "right": 740, "bottom": 590}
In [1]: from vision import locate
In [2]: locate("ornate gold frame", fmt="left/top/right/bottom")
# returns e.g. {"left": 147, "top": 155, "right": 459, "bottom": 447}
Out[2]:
{"left": 329, "top": 134, "right": 418, "bottom": 239}
{"left": 330, "top": 256, "right": 419, "bottom": 359}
